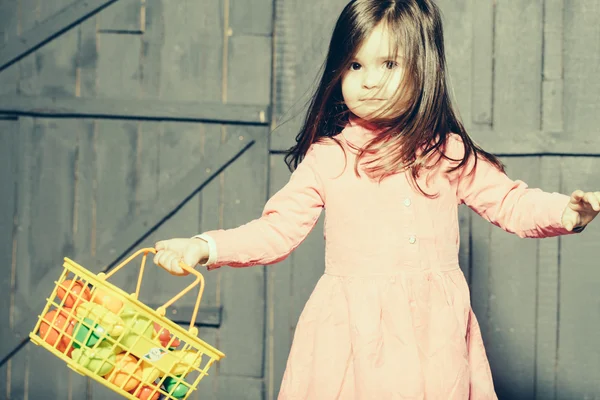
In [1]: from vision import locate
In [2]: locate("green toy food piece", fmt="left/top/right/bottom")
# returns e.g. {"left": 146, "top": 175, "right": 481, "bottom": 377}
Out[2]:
{"left": 71, "top": 343, "right": 116, "bottom": 376}
{"left": 73, "top": 318, "right": 108, "bottom": 348}
{"left": 163, "top": 375, "right": 189, "bottom": 398}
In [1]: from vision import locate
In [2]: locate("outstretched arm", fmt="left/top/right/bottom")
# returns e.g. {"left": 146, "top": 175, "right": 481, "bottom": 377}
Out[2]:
{"left": 448, "top": 136, "right": 583, "bottom": 238}
{"left": 198, "top": 145, "right": 325, "bottom": 269}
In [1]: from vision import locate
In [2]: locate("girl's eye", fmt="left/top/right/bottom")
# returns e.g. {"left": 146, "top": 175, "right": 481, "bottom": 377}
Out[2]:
{"left": 349, "top": 62, "right": 362, "bottom": 71}
{"left": 384, "top": 61, "right": 398, "bottom": 69}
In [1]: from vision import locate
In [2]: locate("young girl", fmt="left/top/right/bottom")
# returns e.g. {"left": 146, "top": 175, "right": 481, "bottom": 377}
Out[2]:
{"left": 153, "top": 0, "right": 600, "bottom": 398}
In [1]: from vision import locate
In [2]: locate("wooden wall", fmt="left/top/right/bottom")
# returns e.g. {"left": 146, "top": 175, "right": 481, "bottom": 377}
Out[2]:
{"left": 0, "top": 1, "right": 599, "bottom": 400}
{"left": 0, "top": 0, "right": 272, "bottom": 399}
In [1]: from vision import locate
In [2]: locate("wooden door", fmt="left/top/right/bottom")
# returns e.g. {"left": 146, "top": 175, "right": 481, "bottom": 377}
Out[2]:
{"left": 0, "top": 0, "right": 273, "bottom": 399}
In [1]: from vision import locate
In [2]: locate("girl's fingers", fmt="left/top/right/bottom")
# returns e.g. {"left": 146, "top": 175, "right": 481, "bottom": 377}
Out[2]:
{"left": 570, "top": 190, "right": 585, "bottom": 204}
{"left": 154, "top": 250, "right": 184, "bottom": 275}
{"left": 584, "top": 192, "right": 600, "bottom": 211}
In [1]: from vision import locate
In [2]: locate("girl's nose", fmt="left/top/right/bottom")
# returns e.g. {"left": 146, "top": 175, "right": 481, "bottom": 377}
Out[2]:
{"left": 362, "top": 70, "right": 381, "bottom": 89}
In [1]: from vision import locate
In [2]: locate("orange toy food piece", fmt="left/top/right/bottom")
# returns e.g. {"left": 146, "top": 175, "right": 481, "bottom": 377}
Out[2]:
{"left": 130, "top": 385, "right": 161, "bottom": 400}
{"left": 38, "top": 309, "right": 76, "bottom": 355}
{"left": 91, "top": 287, "right": 124, "bottom": 314}
{"left": 57, "top": 279, "right": 91, "bottom": 309}
{"left": 104, "top": 352, "right": 142, "bottom": 392}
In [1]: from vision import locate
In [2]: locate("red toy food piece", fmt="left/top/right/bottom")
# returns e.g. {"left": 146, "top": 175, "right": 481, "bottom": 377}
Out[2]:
{"left": 153, "top": 322, "right": 181, "bottom": 348}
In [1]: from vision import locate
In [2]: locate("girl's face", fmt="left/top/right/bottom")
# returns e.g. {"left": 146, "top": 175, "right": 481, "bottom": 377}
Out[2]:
{"left": 341, "top": 23, "right": 405, "bottom": 121}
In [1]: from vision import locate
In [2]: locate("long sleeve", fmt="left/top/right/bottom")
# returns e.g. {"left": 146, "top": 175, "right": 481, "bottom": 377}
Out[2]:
{"left": 448, "top": 135, "right": 574, "bottom": 238}
{"left": 198, "top": 145, "right": 325, "bottom": 269}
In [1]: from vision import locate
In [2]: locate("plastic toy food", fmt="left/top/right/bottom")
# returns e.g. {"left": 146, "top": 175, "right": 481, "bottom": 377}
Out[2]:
{"left": 91, "top": 287, "right": 124, "bottom": 314}
{"left": 120, "top": 306, "right": 154, "bottom": 347}
{"left": 71, "top": 343, "right": 116, "bottom": 376}
{"left": 29, "top": 248, "right": 225, "bottom": 399}
{"left": 38, "top": 309, "right": 76, "bottom": 354}
{"left": 130, "top": 385, "right": 161, "bottom": 400}
{"left": 72, "top": 318, "right": 109, "bottom": 348}
{"left": 154, "top": 323, "right": 181, "bottom": 349}
{"left": 57, "top": 279, "right": 91, "bottom": 309}
{"left": 75, "top": 302, "right": 125, "bottom": 337}
{"left": 105, "top": 352, "right": 142, "bottom": 392}
{"left": 163, "top": 375, "right": 189, "bottom": 398}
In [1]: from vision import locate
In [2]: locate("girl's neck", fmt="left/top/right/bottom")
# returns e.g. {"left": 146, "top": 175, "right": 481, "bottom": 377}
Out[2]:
{"left": 348, "top": 114, "right": 379, "bottom": 132}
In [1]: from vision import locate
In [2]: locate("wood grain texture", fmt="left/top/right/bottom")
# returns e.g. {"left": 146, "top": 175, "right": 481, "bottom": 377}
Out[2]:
{"left": 563, "top": 0, "right": 600, "bottom": 136}
{"left": 493, "top": 1, "right": 543, "bottom": 132}
{"left": 98, "top": 0, "right": 143, "bottom": 33}
{"left": 0, "top": 95, "right": 271, "bottom": 125}
{"left": 0, "top": 0, "right": 120, "bottom": 72}
{"left": 535, "top": 156, "right": 561, "bottom": 400}
{"left": 218, "top": 128, "right": 269, "bottom": 377}
{"left": 542, "top": 0, "right": 564, "bottom": 133}
{"left": 556, "top": 156, "right": 600, "bottom": 400}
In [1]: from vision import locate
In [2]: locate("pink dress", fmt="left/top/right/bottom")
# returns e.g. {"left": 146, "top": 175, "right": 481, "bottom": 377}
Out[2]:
{"left": 202, "top": 121, "right": 574, "bottom": 399}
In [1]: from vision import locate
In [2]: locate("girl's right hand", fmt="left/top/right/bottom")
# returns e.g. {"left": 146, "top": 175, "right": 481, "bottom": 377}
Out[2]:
{"left": 153, "top": 238, "right": 209, "bottom": 276}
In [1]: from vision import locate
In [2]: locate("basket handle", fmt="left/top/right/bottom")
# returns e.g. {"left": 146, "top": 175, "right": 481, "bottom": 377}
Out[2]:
{"left": 103, "top": 247, "right": 205, "bottom": 334}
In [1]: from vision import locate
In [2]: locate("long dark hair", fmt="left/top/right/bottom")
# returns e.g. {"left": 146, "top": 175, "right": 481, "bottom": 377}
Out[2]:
{"left": 284, "top": 0, "right": 504, "bottom": 196}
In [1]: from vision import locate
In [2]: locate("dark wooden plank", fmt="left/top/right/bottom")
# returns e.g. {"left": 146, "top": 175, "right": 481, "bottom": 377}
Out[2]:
{"left": 494, "top": 1, "right": 543, "bottom": 132}
{"left": 468, "top": 207, "right": 491, "bottom": 359}
{"left": 542, "top": 0, "right": 564, "bottom": 133}
{"left": 457, "top": 205, "right": 471, "bottom": 284}
{"left": 7, "top": 117, "right": 34, "bottom": 400}
{"left": 535, "top": 156, "right": 561, "bottom": 400}
{"left": 269, "top": 0, "right": 348, "bottom": 151}
{"left": 0, "top": 119, "right": 17, "bottom": 397}
{"left": 196, "top": 124, "right": 227, "bottom": 396}
{"left": 136, "top": 122, "right": 221, "bottom": 329}
{"left": 1, "top": 126, "right": 257, "bottom": 362}
{"left": 484, "top": 157, "right": 541, "bottom": 399}
{"left": 227, "top": 36, "right": 272, "bottom": 106}
{"left": 218, "top": 127, "right": 268, "bottom": 377}
{"left": 563, "top": 0, "right": 600, "bottom": 136}
{"left": 96, "top": 33, "right": 142, "bottom": 99}
{"left": 229, "top": 0, "right": 273, "bottom": 36}
{"left": 98, "top": 0, "right": 143, "bottom": 33}
{"left": 157, "top": 0, "right": 223, "bottom": 103}
{"left": 17, "top": 24, "right": 80, "bottom": 98}
{"left": 0, "top": 0, "right": 19, "bottom": 96}
{"left": 18, "top": 119, "right": 79, "bottom": 400}
{"left": 72, "top": 119, "right": 96, "bottom": 396}
{"left": 469, "top": 129, "right": 600, "bottom": 156}
{"left": 556, "top": 156, "right": 600, "bottom": 400}
{"left": 216, "top": 375, "right": 264, "bottom": 400}
{"left": 139, "top": 0, "right": 162, "bottom": 98}
{"left": 76, "top": 17, "right": 98, "bottom": 98}
{"left": 435, "top": 0, "right": 472, "bottom": 129}
{"left": 93, "top": 119, "right": 139, "bottom": 272}
{"left": 470, "top": 0, "right": 493, "bottom": 126}
{"left": 0, "top": 0, "right": 121, "bottom": 72}
{"left": 0, "top": 95, "right": 270, "bottom": 125}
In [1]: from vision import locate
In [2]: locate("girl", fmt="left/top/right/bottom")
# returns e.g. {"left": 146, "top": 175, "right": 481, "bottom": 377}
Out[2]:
{"left": 153, "top": 0, "right": 600, "bottom": 398}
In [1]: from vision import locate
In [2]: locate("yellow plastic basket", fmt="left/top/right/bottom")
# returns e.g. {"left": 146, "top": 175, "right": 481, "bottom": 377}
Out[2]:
{"left": 29, "top": 248, "right": 225, "bottom": 400}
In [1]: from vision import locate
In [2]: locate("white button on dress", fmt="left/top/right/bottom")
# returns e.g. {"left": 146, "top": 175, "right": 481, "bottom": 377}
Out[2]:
{"left": 408, "top": 236, "right": 416, "bottom": 244}
{"left": 404, "top": 198, "right": 411, "bottom": 207}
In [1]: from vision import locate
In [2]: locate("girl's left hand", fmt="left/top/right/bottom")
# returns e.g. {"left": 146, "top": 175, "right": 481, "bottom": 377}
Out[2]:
{"left": 561, "top": 190, "right": 600, "bottom": 232}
